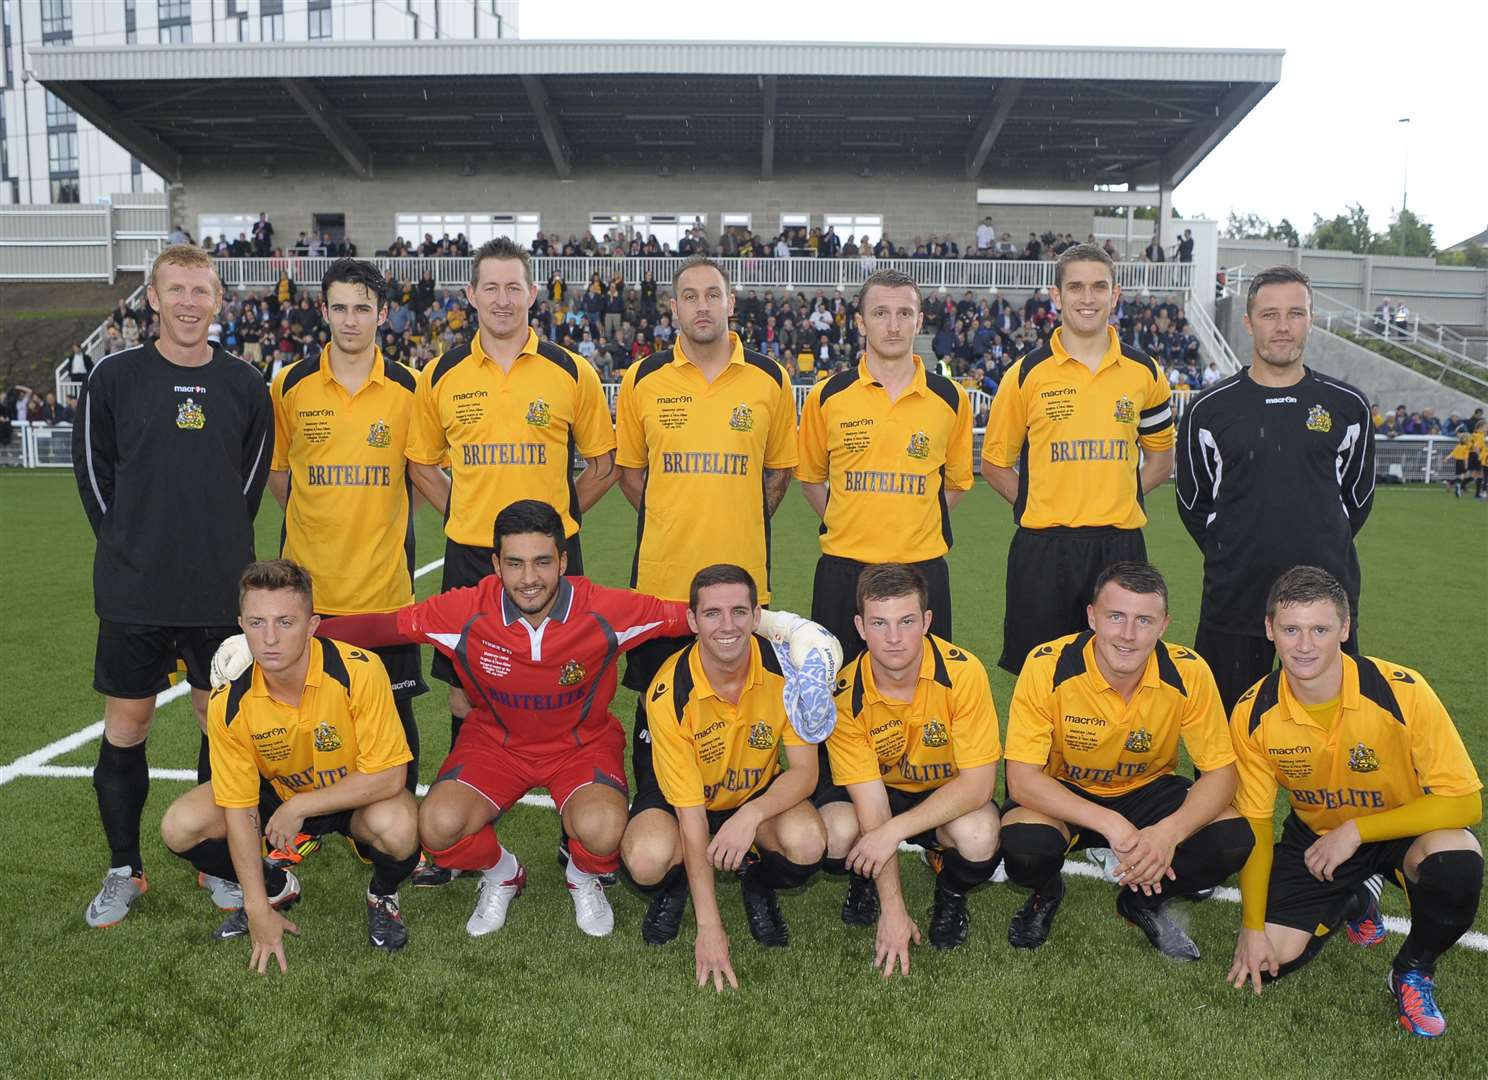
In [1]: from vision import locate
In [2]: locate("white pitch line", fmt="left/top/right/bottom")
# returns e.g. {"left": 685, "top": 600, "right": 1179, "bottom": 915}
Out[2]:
{"left": 0, "top": 680, "right": 193, "bottom": 786}
{"left": 0, "top": 557, "right": 449, "bottom": 788}
{"left": 7, "top": 762, "right": 1486, "bottom": 952}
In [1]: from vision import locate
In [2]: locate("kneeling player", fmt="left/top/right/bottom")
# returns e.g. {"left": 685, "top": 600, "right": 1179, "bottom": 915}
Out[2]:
{"left": 1227, "top": 566, "right": 1482, "bottom": 1038}
{"left": 1001, "top": 562, "right": 1252, "bottom": 960}
{"left": 161, "top": 560, "right": 418, "bottom": 972}
{"left": 818, "top": 563, "right": 1003, "bottom": 970}
{"left": 310, "top": 500, "right": 694, "bottom": 939}
{"left": 621, "top": 565, "right": 827, "bottom": 990}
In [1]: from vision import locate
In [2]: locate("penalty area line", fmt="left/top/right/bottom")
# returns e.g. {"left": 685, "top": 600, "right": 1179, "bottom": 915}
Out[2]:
{"left": 0, "top": 558, "right": 447, "bottom": 789}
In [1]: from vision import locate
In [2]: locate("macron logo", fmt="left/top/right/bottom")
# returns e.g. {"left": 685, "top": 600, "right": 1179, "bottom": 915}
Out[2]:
{"left": 1263, "top": 396, "right": 1298, "bottom": 405}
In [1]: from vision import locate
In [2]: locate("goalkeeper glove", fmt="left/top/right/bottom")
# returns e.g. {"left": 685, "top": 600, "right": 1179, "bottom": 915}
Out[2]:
{"left": 756, "top": 609, "right": 842, "bottom": 744}
{"left": 756, "top": 609, "right": 844, "bottom": 682}
{"left": 209, "top": 633, "right": 253, "bottom": 690}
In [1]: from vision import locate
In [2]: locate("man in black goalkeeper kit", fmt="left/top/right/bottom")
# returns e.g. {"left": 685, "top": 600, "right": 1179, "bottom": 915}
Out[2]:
{"left": 1175, "top": 265, "right": 1374, "bottom": 712}
{"left": 72, "top": 244, "right": 273, "bottom": 927}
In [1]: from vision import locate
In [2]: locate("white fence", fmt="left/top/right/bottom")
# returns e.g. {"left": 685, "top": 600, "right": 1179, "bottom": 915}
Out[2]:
{"left": 2, "top": 421, "right": 74, "bottom": 468}
{"left": 13, "top": 409, "right": 1459, "bottom": 483}
{"left": 211, "top": 255, "right": 1196, "bottom": 296}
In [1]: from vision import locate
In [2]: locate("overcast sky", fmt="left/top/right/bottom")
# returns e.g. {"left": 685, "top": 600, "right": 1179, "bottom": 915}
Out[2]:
{"left": 522, "top": 0, "right": 1483, "bottom": 247}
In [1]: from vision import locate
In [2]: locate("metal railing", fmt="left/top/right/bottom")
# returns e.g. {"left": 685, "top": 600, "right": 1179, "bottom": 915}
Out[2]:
{"left": 210, "top": 255, "right": 1195, "bottom": 296}
{"left": 1, "top": 421, "right": 72, "bottom": 467}
{"left": 12, "top": 419, "right": 1459, "bottom": 479}
{"left": 1311, "top": 293, "right": 1488, "bottom": 371}
{"left": 1186, "top": 300, "right": 1242, "bottom": 376}
{"left": 54, "top": 280, "right": 151, "bottom": 405}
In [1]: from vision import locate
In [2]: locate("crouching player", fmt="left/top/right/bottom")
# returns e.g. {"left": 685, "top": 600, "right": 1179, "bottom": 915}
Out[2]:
{"left": 162, "top": 560, "right": 418, "bottom": 972}
{"left": 621, "top": 565, "right": 829, "bottom": 990}
{"left": 1001, "top": 562, "right": 1253, "bottom": 960}
{"left": 818, "top": 563, "right": 1004, "bottom": 971}
{"left": 1228, "top": 566, "right": 1483, "bottom": 1038}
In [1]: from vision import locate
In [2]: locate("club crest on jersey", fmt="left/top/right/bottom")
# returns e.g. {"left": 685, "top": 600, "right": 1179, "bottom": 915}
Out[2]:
{"left": 906, "top": 431, "right": 931, "bottom": 460}
{"left": 366, "top": 419, "right": 391, "bottom": 448}
{"left": 1125, "top": 727, "right": 1153, "bottom": 753}
{"left": 526, "top": 397, "right": 552, "bottom": 428}
{"left": 175, "top": 398, "right": 205, "bottom": 430}
{"left": 313, "top": 722, "right": 342, "bottom": 752}
{"left": 921, "top": 719, "right": 948, "bottom": 748}
{"left": 747, "top": 721, "right": 774, "bottom": 750}
{"left": 1307, "top": 404, "right": 1332, "bottom": 433}
{"left": 1113, "top": 395, "right": 1136, "bottom": 424}
{"left": 1347, "top": 742, "right": 1380, "bottom": 773}
{"left": 729, "top": 403, "right": 755, "bottom": 432}
{"left": 558, "top": 659, "right": 585, "bottom": 686}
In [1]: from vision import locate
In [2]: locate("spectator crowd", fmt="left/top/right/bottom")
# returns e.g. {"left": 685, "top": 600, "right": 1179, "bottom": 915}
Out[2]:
{"left": 1372, "top": 403, "right": 1484, "bottom": 438}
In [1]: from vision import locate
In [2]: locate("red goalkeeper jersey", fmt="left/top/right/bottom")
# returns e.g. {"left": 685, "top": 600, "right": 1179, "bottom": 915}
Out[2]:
{"left": 327, "top": 576, "right": 690, "bottom": 756}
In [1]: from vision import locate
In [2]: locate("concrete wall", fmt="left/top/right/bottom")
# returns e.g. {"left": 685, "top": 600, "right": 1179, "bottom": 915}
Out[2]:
{"left": 1218, "top": 240, "right": 1488, "bottom": 330}
{"left": 1217, "top": 295, "right": 1486, "bottom": 416}
{"left": 178, "top": 161, "right": 1096, "bottom": 255}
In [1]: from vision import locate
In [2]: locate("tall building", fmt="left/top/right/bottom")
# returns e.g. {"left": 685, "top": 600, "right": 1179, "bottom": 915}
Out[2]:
{"left": 0, "top": 0, "right": 518, "bottom": 205}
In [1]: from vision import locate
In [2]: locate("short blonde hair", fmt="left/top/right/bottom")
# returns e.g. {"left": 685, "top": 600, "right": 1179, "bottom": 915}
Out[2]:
{"left": 150, "top": 243, "right": 221, "bottom": 296}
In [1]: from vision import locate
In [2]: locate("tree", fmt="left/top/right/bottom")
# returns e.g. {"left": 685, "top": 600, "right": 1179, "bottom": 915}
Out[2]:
{"left": 1223, "top": 211, "right": 1299, "bottom": 247}
{"left": 1372, "top": 209, "right": 1435, "bottom": 258}
{"left": 1307, "top": 204, "right": 1374, "bottom": 253}
{"left": 1269, "top": 218, "right": 1301, "bottom": 248}
{"left": 1223, "top": 211, "right": 1270, "bottom": 239}
{"left": 1438, "top": 244, "right": 1488, "bottom": 269}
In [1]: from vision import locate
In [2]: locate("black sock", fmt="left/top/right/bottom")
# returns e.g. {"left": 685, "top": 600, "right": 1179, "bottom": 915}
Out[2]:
{"left": 625, "top": 861, "right": 685, "bottom": 896}
{"left": 196, "top": 732, "right": 212, "bottom": 783}
{"left": 938, "top": 848, "right": 999, "bottom": 895}
{"left": 263, "top": 862, "right": 289, "bottom": 897}
{"left": 822, "top": 856, "right": 851, "bottom": 877}
{"left": 395, "top": 697, "right": 419, "bottom": 793}
{"left": 175, "top": 838, "right": 237, "bottom": 881}
{"left": 1393, "top": 850, "right": 1484, "bottom": 976}
{"left": 1265, "top": 932, "right": 1330, "bottom": 982}
{"left": 368, "top": 845, "right": 420, "bottom": 897}
{"left": 1342, "top": 875, "right": 1381, "bottom": 922}
{"left": 1131, "top": 816, "right": 1253, "bottom": 907}
{"left": 1001, "top": 823, "right": 1066, "bottom": 894}
{"left": 450, "top": 712, "right": 465, "bottom": 750}
{"left": 746, "top": 849, "right": 821, "bottom": 891}
{"left": 94, "top": 737, "right": 149, "bottom": 874}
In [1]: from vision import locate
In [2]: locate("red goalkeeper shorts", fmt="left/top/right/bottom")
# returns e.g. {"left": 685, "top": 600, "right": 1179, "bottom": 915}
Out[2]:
{"left": 433, "top": 717, "right": 628, "bottom": 814}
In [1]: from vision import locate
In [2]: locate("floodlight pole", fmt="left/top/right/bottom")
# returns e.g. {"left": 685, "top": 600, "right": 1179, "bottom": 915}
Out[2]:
{"left": 1398, "top": 117, "right": 1410, "bottom": 255}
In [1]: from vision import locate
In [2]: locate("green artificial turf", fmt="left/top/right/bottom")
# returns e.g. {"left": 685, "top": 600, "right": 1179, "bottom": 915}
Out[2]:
{"left": 1, "top": 471, "right": 1484, "bottom": 1078}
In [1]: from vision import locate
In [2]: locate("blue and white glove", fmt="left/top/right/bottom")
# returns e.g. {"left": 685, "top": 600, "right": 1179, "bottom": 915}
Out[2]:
{"left": 756, "top": 609, "right": 842, "bottom": 744}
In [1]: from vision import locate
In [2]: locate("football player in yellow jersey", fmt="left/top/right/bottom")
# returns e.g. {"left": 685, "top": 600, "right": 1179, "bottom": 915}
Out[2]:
{"left": 615, "top": 256, "right": 798, "bottom": 828}
{"left": 1461, "top": 419, "right": 1486, "bottom": 499}
{"left": 818, "top": 564, "right": 1002, "bottom": 967}
{"left": 1227, "top": 567, "right": 1482, "bottom": 1038}
{"left": 160, "top": 561, "right": 419, "bottom": 972}
{"left": 1446, "top": 428, "right": 1472, "bottom": 498}
{"left": 405, "top": 238, "right": 616, "bottom": 882}
{"left": 267, "top": 259, "right": 424, "bottom": 812}
{"left": 981, "top": 244, "right": 1175, "bottom": 675}
{"left": 1001, "top": 562, "right": 1253, "bottom": 960}
{"left": 797, "top": 268, "right": 974, "bottom": 658}
{"left": 620, "top": 565, "right": 825, "bottom": 990}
